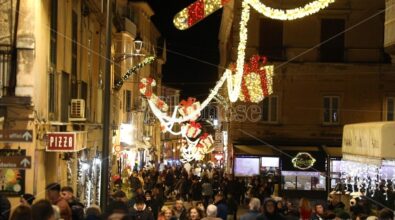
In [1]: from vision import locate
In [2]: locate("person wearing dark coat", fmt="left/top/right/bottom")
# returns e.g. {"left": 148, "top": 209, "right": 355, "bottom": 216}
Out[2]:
{"left": 256, "top": 198, "right": 286, "bottom": 220}
{"left": 240, "top": 197, "right": 261, "bottom": 220}
{"left": 213, "top": 192, "right": 228, "bottom": 220}
{"left": 173, "top": 200, "right": 188, "bottom": 220}
{"left": 129, "top": 196, "right": 155, "bottom": 220}
{"left": 0, "top": 194, "right": 10, "bottom": 220}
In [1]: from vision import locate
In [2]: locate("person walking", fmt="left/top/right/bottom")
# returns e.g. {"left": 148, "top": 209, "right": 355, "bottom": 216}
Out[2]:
{"left": 240, "top": 197, "right": 261, "bottom": 220}
{"left": 46, "top": 183, "right": 72, "bottom": 220}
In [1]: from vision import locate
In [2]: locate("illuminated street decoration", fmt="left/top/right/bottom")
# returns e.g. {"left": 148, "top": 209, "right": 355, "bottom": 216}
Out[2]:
{"left": 247, "top": 0, "right": 335, "bottom": 20}
{"left": 114, "top": 56, "right": 156, "bottom": 90}
{"left": 292, "top": 152, "right": 316, "bottom": 170}
{"left": 136, "top": 0, "right": 334, "bottom": 163}
{"left": 232, "top": 55, "right": 274, "bottom": 103}
{"left": 174, "top": 0, "right": 335, "bottom": 30}
{"left": 173, "top": 0, "right": 230, "bottom": 30}
{"left": 139, "top": 78, "right": 169, "bottom": 112}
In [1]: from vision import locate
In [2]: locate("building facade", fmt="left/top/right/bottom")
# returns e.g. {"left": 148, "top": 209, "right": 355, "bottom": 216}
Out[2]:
{"left": 0, "top": 0, "right": 165, "bottom": 207}
{"left": 219, "top": 0, "right": 395, "bottom": 198}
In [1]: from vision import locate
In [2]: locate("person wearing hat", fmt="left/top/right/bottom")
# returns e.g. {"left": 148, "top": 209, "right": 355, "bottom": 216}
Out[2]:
{"left": 129, "top": 196, "right": 154, "bottom": 220}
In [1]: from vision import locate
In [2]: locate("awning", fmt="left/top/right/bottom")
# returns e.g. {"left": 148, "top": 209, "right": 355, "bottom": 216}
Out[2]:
{"left": 342, "top": 121, "right": 395, "bottom": 160}
{"left": 233, "top": 145, "right": 274, "bottom": 156}
{"left": 323, "top": 146, "right": 342, "bottom": 158}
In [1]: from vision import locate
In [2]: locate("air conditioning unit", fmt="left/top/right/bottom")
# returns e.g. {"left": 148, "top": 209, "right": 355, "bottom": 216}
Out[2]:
{"left": 69, "top": 99, "right": 86, "bottom": 121}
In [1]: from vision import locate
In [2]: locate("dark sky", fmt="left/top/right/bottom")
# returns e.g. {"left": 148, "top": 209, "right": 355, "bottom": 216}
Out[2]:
{"left": 146, "top": 0, "right": 222, "bottom": 100}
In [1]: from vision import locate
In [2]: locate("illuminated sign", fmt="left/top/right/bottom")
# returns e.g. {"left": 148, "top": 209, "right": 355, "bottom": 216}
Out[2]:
{"left": 292, "top": 152, "right": 316, "bottom": 170}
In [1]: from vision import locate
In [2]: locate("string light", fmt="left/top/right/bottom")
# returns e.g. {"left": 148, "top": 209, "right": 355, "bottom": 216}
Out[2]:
{"left": 247, "top": 0, "right": 335, "bottom": 20}
{"left": 173, "top": 0, "right": 230, "bottom": 30}
{"left": 114, "top": 56, "right": 156, "bottom": 90}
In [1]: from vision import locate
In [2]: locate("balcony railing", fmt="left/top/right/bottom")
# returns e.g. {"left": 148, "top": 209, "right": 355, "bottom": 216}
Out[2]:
{"left": 0, "top": 45, "right": 12, "bottom": 98}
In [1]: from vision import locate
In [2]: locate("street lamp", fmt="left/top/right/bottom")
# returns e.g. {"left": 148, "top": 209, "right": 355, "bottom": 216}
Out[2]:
{"left": 113, "top": 33, "right": 145, "bottom": 63}
{"left": 134, "top": 33, "right": 143, "bottom": 55}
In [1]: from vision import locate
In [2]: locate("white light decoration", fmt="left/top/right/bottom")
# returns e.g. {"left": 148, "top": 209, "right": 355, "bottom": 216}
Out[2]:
{"left": 246, "top": 0, "right": 335, "bottom": 20}
{"left": 120, "top": 123, "right": 134, "bottom": 145}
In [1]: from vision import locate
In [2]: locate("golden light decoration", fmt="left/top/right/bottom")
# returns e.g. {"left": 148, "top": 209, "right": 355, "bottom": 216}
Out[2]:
{"left": 292, "top": 152, "right": 316, "bottom": 170}
{"left": 239, "top": 72, "right": 264, "bottom": 103}
{"left": 247, "top": 0, "right": 335, "bottom": 20}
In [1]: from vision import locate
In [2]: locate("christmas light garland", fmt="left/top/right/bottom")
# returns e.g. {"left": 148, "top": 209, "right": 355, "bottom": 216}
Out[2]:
{"left": 173, "top": 0, "right": 230, "bottom": 30}
{"left": 114, "top": 56, "right": 156, "bottom": 90}
{"left": 246, "top": 0, "right": 335, "bottom": 20}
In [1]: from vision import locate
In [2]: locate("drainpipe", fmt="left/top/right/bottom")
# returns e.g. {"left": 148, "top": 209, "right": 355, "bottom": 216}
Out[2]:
{"left": 8, "top": 0, "right": 20, "bottom": 96}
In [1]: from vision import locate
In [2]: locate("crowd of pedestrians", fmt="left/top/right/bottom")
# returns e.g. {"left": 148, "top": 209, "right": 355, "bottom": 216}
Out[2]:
{"left": 0, "top": 165, "right": 394, "bottom": 220}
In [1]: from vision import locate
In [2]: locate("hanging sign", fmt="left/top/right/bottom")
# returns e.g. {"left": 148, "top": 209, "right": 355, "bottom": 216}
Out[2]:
{"left": 46, "top": 132, "right": 87, "bottom": 152}
{"left": 292, "top": 152, "right": 316, "bottom": 170}
{"left": 0, "top": 130, "right": 33, "bottom": 142}
{"left": 0, "top": 156, "right": 31, "bottom": 169}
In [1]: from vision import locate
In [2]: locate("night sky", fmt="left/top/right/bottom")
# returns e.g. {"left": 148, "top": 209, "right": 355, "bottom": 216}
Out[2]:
{"left": 146, "top": 0, "right": 222, "bottom": 100}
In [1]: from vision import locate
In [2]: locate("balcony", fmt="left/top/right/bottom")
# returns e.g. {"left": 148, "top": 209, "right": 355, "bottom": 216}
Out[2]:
{"left": 0, "top": 45, "right": 31, "bottom": 106}
{"left": 0, "top": 46, "right": 11, "bottom": 98}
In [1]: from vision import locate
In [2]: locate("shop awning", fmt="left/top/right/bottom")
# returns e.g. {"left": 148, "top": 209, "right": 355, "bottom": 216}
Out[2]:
{"left": 342, "top": 121, "right": 395, "bottom": 160}
{"left": 233, "top": 145, "right": 274, "bottom": 155}
{"left": 323, "top": 146, "right": 342, "bottom": 158}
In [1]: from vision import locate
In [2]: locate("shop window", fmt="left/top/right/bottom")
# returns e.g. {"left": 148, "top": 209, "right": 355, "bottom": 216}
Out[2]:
{"left": 262, "top": 96, "right": 278, "bottom": 123}
{"left": 320, "top": 19, "right": 345, "bottom": 62}
{"left": 323, "top": 96, "right": 339, "bottom": 125}
{"left": 282, "top": 171, "right": 326, "bottom": 191}
{"left": 385, "top": 97, "right": 395, "bottom": 121}
{"left": 125, "top": 90, "right": 132, "bottom": 112}
{"left": 329, "top": 159, "right": 341, "bottom": 191}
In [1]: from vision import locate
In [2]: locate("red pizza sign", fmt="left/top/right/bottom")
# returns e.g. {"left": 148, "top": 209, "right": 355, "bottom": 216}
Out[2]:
{"left": 46, "top": 132, "right": 76, "bottom": 152}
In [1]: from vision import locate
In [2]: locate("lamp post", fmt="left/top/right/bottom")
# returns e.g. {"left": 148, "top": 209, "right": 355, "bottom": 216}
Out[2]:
{"left": 100, "top": 0, "right": 112, "bottom": 213}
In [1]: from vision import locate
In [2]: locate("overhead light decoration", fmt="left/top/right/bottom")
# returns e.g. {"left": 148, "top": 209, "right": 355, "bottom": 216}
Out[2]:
{"left": 232, "top": 55, "right": 274, "bottom": 103}
{"left": 114, "top": 56, "right": 156, "bottom": 90}
{"left": 139, "top": 77, "right": 169, "bottom": 112}
{"left": 292, "top": 152, "right": 316, "bottom": 170}
{"left": 247, "top": 0, "right": 335, "bottom": 20}
{"left": 173, "top": 0, "right": 230, "bottom": 30}
{"left": 173, "top": 0, "right": 334, "bottom": 30}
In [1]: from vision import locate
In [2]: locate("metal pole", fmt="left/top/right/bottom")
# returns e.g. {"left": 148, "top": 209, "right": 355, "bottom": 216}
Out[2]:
{"left": 100, "top": 0, "right": 112, "bottom": 213}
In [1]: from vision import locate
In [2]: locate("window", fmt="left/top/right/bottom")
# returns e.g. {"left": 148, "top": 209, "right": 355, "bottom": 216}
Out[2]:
{"left": 259, "top": 19, "right": 283, "bottom": 60}
{"left": 386, "top": 97, "right": 395, "bottom": 121}
{"left": 60, "top": 72, "right": 70, "bottom": 122}
{"left": 71, "top": 10, "right": 78, "bottom": 99}
{"left": 49, "top": 0, "right": 57, "bottom": 115}
{"left": 50, "top": 0, "right": 57, "bottom": 66}
{"left": 323, "top": 96, "right": 339, "bottom": 124}
{"left": 320, "top": 19, "right": 345, "bottom": 62}
{"left": 262, "top": 96, "right": 278, "bottom": 123}
{"left": 125, "top": 90, "right": 132, "bottom": 112}
{"left": 48, "top": 72, "right": 57, "bottom": 115}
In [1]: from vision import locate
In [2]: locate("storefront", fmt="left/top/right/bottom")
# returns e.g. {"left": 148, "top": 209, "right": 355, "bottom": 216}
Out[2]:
{"left": 233, "top": 144, "right": 336, "bottom": 200}
{"left": 339, "top": 122, "right": 395, "bottom": 208}
{"left": 279, "top": 147, "right": 327, "bottom": 199}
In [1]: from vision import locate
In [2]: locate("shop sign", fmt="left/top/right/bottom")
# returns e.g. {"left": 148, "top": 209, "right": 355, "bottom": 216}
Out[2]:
{"left": 292, "top": 152, "right": 316, "bottom": 170}
{"left": 46, "top": 132, "right": 87, "bottom": 152}
{"left": 0, "top": 130, "right": 33, "bottom": 142}
{"left": 0, "top": 156, "right": 31, "bottom": 169}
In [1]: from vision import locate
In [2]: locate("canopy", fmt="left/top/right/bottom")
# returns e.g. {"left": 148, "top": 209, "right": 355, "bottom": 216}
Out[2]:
{"left": 342, "top": 122, "right": 395, "bottom": 160}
